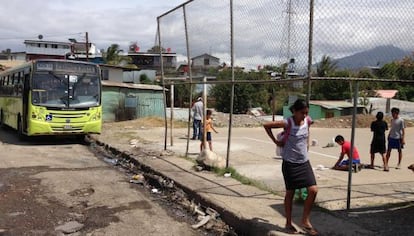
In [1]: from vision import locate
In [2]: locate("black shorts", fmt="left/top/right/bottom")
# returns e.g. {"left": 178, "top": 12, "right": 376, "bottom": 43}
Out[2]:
{"left": 200, "top": 132, "right": 212, "bottom": 141}
{"left": 206, "top": 132, "right": 212, "bottom": 141}
{"left": 282, "top": 160, "right": 317, "bottom": 190}
{"left": 370, "top": 142, "right": 386, "bottom": 154}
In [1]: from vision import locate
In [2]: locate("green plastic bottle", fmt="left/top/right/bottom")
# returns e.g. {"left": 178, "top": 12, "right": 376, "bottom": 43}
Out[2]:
{"left": 294, "top": 188, "right": 308, "bottom": 201}
{"left": 294, "top": 189, "right": 301, "bottom": 201}
{"left": 301, "top": 187, "right": 308, "bottom": 200}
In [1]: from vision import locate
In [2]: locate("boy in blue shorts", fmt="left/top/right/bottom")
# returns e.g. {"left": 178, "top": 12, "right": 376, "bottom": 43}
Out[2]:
{"left": 333, "top": 135, "right": 361, "bottom": 171}
{"left": 386, "top": 107, "right": 405, "bottom": 169}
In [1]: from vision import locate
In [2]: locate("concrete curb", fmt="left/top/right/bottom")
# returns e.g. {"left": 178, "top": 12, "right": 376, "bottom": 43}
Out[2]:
{"left": 87, "top": 135, "right": 374, "bottom": 236}
{"left": 88, "top": 136, "right": 284, "bottom": 235}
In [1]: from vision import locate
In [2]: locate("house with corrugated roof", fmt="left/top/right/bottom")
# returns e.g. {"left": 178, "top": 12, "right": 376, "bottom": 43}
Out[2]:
{"left": 191, "top": 53, "right": 220, "bottom": 68}
{"left": 101, "top": 80, "right": 165, "bottom": 122}
{"left": 283, "top": 100, "right": 367, "bottom": 120}
{"left": 99, "top": 64, "right": 165, "bottom": 121}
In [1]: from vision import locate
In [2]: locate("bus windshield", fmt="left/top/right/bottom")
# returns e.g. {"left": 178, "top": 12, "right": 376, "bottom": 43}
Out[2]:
{"left": 32, "top": 71, "right": 100, "bottom": 108}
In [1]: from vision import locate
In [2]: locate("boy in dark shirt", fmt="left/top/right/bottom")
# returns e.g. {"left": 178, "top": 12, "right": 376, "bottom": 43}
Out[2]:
{"left": 370, "top": 112, "right": 388, "bottom": 171}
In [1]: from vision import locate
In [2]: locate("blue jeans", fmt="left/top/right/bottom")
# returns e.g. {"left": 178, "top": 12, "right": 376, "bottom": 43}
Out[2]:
{"left": 339, "top": 159, "right": 360, "bottom": 166}
{"left": 192, "top": 119, "right": 202, "bottom": 139}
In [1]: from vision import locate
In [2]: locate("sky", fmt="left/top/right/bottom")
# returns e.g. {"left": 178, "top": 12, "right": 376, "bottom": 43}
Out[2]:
{"left": 1, "top": 0, "right": 413, "bottom": 70}
{"left": 156, "top": 0, "right": 414, "bottom": 70}
{"left": 0, "top": 0, "right": 185, "bottom": 52}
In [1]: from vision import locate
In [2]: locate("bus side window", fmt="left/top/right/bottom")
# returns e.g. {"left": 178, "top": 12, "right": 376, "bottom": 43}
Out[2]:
{"left": 0, "top": 76, "right": 3, "bottom": 95}
{"left": 12, "top": 72, "right": 19, "bottom": 96}
{"left": 6, "top": 75, "right": 12, "bottom": 95}
{"left": 16, "top": 72, "right": 23, "bottom": 96}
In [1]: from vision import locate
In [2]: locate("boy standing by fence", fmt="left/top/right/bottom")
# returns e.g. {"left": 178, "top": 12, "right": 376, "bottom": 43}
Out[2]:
{"left": 200, "top": 110, "right": 218, "bottom": 151}
{"left": 386, "top": 107, "right": 405, "bottom": 169}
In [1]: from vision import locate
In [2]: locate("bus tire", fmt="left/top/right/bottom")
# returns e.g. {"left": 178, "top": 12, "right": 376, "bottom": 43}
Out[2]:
{"left": 17, "top": 116, "right": 25, "bottom": 140}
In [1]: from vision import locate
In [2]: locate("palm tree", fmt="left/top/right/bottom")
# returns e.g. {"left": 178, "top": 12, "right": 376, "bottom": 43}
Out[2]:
{"left": 102, "top": 44, "right": 135, "bottom": 67}
{"left": 316, "top": 55, "right": 337, "bottom": 77}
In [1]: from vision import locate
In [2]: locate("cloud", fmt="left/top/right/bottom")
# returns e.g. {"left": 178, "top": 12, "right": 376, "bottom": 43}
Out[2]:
{"left": 1, "top": 0, "right": 413, "bottom": 72}
{"left": 0, "top": 0, "right": 184, "bottom": 51}
{"left": 158, "top": 0, "right": 414, "bottom": 70}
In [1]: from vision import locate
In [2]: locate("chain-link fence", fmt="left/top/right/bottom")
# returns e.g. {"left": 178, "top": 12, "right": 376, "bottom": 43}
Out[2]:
{"left": 157, "top": 0, "right": 414, "bottom": 127}
{"left": 157, "top": 0, "right": 414, "bottom": 146}
{"left": 313, "top": 0, "right": 413, "bottom": 69}
{"left": 158, "top": 0, "right": 413, "bottom": 75}
{"left": 157, "top": 0, "right": 414, "bottom": 122}
{"left": 157, "top": 0, "right": 414, "bottom": 210}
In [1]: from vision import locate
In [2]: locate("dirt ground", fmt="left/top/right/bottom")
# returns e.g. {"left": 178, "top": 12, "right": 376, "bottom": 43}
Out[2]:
{"left": 126, "top": 113, "right": 413, "bottom": 130}
{"left": 103, "top": 115, "right": 414, "bottom": 236}
{"left": 311, "top": 114, "right": 414, "bottom": 128}
{"left": 0, "top": 130, "right": 232, "bottom": 236}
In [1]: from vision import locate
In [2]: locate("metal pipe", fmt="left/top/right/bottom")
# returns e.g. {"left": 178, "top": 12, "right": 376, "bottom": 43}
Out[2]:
{"left": 157, "top": 17, "right": 168, "bottom": 150}
{"left": 183, "top": 5, "right": 193, "bottom": 157}
{"left": 170, "top": 83, "right": 174, "bottom": 146}
{"left": 307, "top": 0, "right": 314, "bottom": 103}
{"left": 347, "top": 81, "right": 359, "bottom": 210}
{"left": 157, "top": 0, "right": 195, "bottom": 19}
{"left": 85, "top": 32, "right": 89, "bottom": 61}
{"left": 202, "top": 76, "right": 207, "bottom": 149}
{"left": 226, "top": 0, "right": 234, "bottom": 169}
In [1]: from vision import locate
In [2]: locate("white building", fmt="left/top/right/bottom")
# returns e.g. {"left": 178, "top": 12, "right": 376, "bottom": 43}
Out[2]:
{"left": 24, "top": 39, "right": 100, "bottom": 61}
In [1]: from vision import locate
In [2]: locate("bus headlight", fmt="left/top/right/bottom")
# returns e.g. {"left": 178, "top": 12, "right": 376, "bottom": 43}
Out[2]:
{"left": 32, "top": 107, "right": 46, "bottom": 120}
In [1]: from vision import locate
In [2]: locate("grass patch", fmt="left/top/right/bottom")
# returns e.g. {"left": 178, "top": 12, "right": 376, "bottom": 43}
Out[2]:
{"left": 178, "top": 154, "right": 197, "bottom": 164}
{"left": 176, "top": 154, "right": 283, "bottom": 196}
{"left": 212, "top": 166, "right": 282, "bottom": 196}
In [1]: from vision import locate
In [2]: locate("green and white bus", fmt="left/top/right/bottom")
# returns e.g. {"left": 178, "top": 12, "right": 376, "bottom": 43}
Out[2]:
{"left": 0, "top": 59, "right": 102, "bottom": 138}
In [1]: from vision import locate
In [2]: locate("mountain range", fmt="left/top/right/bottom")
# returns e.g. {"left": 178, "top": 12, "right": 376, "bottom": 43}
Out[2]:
{"left": 332, "top": 45, "right": 412, "bottom": 70}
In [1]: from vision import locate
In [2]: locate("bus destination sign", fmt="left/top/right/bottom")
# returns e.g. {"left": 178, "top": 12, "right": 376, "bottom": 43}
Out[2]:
{"left": 36, "top": 61, "right": 97, "bottom": 74}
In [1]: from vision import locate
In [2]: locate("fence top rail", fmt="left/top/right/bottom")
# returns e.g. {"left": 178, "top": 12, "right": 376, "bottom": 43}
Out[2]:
{"left": 157, "top": 0, "right": 195, "bottom": 19}
{"left": 162, "top": 76, "right": 414, "bottom": 85}
{"left": 311, "top": 77, "right": 414, "bottom": 83}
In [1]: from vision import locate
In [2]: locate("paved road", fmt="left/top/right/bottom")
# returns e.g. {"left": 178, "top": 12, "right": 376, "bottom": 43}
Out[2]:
{"left": 0, "top": 127, "right": 200, "bottom": 235}
{"left": 139, "top": 126, "right": 414, "bottom": 210}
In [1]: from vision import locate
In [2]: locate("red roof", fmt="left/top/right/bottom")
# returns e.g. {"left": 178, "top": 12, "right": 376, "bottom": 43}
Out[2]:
{"left": 375, "top": 90, "right": 398, "bottom": 99}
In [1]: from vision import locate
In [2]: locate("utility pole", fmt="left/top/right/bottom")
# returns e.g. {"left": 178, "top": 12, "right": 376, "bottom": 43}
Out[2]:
{"left": 85, "top": 32, "right": 89, "bottom": 61}
{"left": 280, "top": 0, "right": 296, "bottom": 66}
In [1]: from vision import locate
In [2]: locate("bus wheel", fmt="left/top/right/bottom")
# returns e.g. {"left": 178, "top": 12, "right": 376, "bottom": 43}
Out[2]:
{"left": 17, "top": 116, "right": 25, "bottom": 140}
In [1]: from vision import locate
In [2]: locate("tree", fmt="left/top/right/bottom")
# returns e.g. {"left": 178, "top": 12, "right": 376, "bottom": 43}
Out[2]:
{"left": 147, "top": 45, "right": 166, "bottom": 53}
{"left": 210, "top": 69, "right": 274, "bottom": 114}
{"left": 377, "top": 56, "right": 414, "bottom": 101}
{"left": 396, "top": 55, "right": 414, "bottom": 80}
{"left": 171, "top": 83, "right": 194, "bottom": 108}
{"left": 377, "top": 62, "right": 398, "bottom": 80}
{"left": 102, "top": 44, "right": 135, "bottom": 67}
{"left": 312, "top": 56, "right": 350, "bottom": 100}
{"left": 139, "top": 74, "right": 152, "bottom": 84}
{"left": 316, "top": 55, "right": 337, "bottom": 77}
{"left": 354, "top": 68, "right": 381, "bottom": 97}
